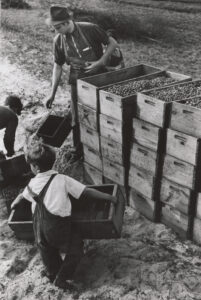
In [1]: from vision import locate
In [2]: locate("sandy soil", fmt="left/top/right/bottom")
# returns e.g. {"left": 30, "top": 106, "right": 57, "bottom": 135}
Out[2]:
{"left": 1, "top": 31, "right": 201, "bottom": 300}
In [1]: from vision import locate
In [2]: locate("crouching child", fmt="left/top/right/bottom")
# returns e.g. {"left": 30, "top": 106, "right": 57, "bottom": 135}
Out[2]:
{"left": 11, "top": 137, "right": 116, "bottom": 289}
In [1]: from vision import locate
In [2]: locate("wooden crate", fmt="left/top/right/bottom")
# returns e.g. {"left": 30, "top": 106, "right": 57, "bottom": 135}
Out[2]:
{"left": 99, "top": 113, "right": 132, "bottom": 144}
{"left": 100, "top": 136, "right": 124, "bottom": 165}
{"left": 128, "top": 164, "right": 159, "bottom": 200}
{"left": 130, "top": 143, "right": 160, "bottom": 175}
{"left": 132, "top": 118, "right": 166, "bottom": 152}
{"left": 83, "top": 145, "right": 102, "bottom": 171}
{"left": 161, "top": 204, "right": 190, "bottom": 239}
{"left": 78, "top": 103, "right": 98, "bottom": 131}
{"left": 162, "top": 154, "right": 197, "bottom": 189}
{"left": 8, "top": 184, "right": 126, "bottom": 240}
{"left": 80, "top": 125, "right": 100, "bottom": 152}
{"left": 8, "top": 199, "right": 34, "bottom": 241}
{"left": 136, "top": 80, "right": 201, "bottom": 128}
{"left": 99, "top": 70, "right": 190, "bottom": 121}
{"left": 170, "top": 96, "right": 201, "bottom": 138}
{"left": 102, "top": 157, "right": 125, "bottom": 186}
{"left": 83, "top": 162, "right": 103, "bottom": 185}
{"left": 77, "top": 64, "right": 161, "bottom": 111}
{"left": 37, "top": 114, "right": 71, "bottom": 147}
{"left": 129, "top": 188, "right": 160, "bottom": 222}
{"left": 166, "top": 128, "right": 201, "bottom": 166}
{"left": 160, "top": 177, "right": 195, "bottom": 215}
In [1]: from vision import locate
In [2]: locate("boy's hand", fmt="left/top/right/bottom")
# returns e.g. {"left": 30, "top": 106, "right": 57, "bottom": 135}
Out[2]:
{"left": 11, "top": 193, "right": 24, "bottom": 210}
{"left": 110, "top": 196, "right": 117, "bottom": 204}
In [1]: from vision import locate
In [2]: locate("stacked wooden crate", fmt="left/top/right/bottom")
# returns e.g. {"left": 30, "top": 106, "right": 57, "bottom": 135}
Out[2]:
{"left": 77, "top": 64, "right": 161, "bottom": 186}
{"left": 129, "top": 72, "right": 191, "bottom": 222}
{"left": 137, "top": 80, "right": 201, "bottom": 239}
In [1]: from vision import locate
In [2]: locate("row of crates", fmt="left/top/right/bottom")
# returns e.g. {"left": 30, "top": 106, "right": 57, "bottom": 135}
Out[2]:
{"left": 77, "top": 63, "right": 201, "bottom": 244}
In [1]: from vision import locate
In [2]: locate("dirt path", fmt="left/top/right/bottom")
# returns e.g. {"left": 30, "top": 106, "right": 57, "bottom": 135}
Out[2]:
{"left": 1, "top": 31, "right": 201, "bottom": 300}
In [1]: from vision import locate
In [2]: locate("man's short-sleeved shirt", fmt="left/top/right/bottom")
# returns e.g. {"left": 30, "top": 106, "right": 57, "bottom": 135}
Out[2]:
{"left": 54, "top": 21, "right": 109, "bottom": 66}
{"left": 23, "top": 170, "right": 86, "bottom": 217}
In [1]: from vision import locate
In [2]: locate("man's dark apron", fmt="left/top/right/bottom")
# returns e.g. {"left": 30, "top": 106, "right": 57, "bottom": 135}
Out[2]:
{"left": 62, "top": 24, "right": 106, "bottom": 126}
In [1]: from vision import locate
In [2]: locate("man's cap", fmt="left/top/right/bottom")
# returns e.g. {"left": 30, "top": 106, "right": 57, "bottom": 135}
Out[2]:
{"left": 46, "top": 5, "right": 72, "bottom": 26}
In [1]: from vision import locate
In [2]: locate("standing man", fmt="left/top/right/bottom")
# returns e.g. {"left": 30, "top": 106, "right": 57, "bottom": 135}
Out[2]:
{"left": 45, "top": 5, "right": 118, "bottom": 162}
{"left": 0, "top": 95, "right": 23, "bottom": 157}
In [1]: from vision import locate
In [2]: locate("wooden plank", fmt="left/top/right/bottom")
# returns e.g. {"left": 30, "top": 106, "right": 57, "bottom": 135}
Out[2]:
{"left": 161, "top": 205, "right": 189, "bottom": 239}
{"left": 83, "top": 145, "right": 102, "bottom": 171}
{"left": 129, "top": 188, "right": 158, "bottom": 222}
{"left": 102, "top": 157, "right": 125, "bottom": 185}
{"left": 160, "top": 177, "right": 193, "bottom": 215}
{"left": 99, "top": 113, "right": 123, "bottom": 143}
{"left": 80, "top": 125, "right": 100, "bottom": 152}
{"left": 166, "top": 128, "right": 200, "bottom": 166}
{"left": 136, "top": 92, "right": 172, "bottom": 128}
{"left": 170, "top": 96, "right": 201, "bottom": 138}
{"left": 83, "top": 162, "right": 103, "bottom": 185}
{"left": 193, "top": 217, "right": 201, "bottom": 245}
{"left": 99, "top": 91, "right": 135, "bottom": 121}
{"left": 78, "top": 103, "right": 98, "bottom": 131}
{"left": 195, "top": 193, "right": 201, "bottom": 219}
{"left": 100, "top": 136, "right": 124, "bottom": 165}
{"left": 162, "top": 154, "right": 196, "bottom": 189}
{"left": 132, "top": 118, "right": 165, "bottom": 152}
{"left": 130, "top": 142, "right": 159, "bottom": 175}
{"left": 77, "top": 64, "right": 161, "bottom": 111}
{"left": 128, "top": 164, "right": 156, "bottom": 199}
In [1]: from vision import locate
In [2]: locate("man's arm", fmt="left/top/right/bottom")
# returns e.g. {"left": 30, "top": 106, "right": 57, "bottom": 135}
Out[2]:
{"left": 4, "top": 118, "right": 18, "bottom": 157}
{"left": 46, "top": 63, "right": 63, "bottom": 108}
{"left": 84, "top": 36, "right": 118, "bottom": 73}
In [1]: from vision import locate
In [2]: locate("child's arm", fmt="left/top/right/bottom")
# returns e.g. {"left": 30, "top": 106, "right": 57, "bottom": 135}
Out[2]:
{"left": 11, "top": 193, "right": 24, "bottom": 210}
{"left": 79, "top": 187, "right": 117, "bottom": 204}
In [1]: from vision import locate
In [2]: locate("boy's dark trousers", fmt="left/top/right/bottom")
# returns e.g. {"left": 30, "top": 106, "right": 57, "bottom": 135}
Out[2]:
{"left": 32, "top": 175, "right": 84, "bottom": 284}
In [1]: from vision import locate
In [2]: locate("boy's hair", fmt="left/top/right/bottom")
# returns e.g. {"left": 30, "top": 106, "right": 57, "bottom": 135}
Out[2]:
{"left": 25, "top": 135, "right": 56, "bottom": 172}
{"left": 5, "top": 95, "right": 23, "bottom": 111}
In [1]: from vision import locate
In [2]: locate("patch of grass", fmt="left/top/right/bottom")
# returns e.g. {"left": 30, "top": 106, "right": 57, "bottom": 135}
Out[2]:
{"left": 2, "top": 0, "right": 31, "bottom": 9}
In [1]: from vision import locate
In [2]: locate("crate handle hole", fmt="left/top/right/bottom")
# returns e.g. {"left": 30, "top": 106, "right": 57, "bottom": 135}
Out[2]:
{"left": 82, "top": 85, "right": 89, "bottom": 90}
{"left": 106, "top": 96, "right": 114, "bottom": 102}
{"left": 145, "top": 99, "right": 156, "bottom": 106}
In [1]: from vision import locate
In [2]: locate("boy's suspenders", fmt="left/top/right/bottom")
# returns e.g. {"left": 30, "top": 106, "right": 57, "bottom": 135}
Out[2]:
{"left": 27, "top": 174, "right": 57, "bottom": 204}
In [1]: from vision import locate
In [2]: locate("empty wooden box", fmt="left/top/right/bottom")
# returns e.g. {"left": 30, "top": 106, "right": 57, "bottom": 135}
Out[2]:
{"left": 8, "top": 184, "right": 125, "bottom": 240}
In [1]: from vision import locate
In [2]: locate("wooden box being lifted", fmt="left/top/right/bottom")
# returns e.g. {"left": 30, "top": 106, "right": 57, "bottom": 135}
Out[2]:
{"left": 8, "top": 184, "right": 125, "bottom": 240}
{"left": 77, "top": 64, "right": 161, "bottom": 111}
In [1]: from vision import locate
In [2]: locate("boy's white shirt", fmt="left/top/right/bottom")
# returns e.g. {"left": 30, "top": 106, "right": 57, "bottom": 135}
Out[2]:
{"left": 22, "top": 170, "right": 86, "bottom": 217}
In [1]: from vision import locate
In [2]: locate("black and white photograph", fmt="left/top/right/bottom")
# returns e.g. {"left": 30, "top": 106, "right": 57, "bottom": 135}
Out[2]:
{"left": 0, "top": 0, "right": 201, "bottom": 299}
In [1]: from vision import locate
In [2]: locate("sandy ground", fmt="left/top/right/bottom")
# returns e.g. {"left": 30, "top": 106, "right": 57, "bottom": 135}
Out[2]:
{"left": 1, "top": 32, "right": 201, "bottom": 300}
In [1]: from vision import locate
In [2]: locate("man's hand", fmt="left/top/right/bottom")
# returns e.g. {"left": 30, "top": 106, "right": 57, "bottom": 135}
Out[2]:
{"left": 45, "top": 96, "right": 55, "bottom": 109}
{"left": 11, "top": 193, "right": 24, "bottom": 210}
{"left": 84, "top": 60, "right": 104, "bottom": 74}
